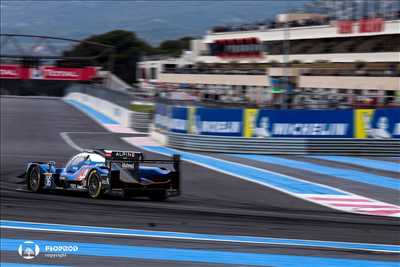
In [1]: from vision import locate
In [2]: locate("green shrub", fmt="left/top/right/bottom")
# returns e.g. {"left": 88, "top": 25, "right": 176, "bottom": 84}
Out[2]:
{"left": 129, "top": 103, "right": 155, "bottom": 113}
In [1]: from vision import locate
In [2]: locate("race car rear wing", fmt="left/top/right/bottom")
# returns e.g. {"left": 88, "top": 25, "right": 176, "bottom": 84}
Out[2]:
{"left": 93, "top": 149, "right": 181, "bottom": 186}
{"left": 93, "top": 149, "right": 180, "bottom": 166}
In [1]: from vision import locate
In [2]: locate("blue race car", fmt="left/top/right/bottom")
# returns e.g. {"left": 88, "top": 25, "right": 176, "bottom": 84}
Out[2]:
{"left": 19, "top": 150, "right": 180, "bottom": 200}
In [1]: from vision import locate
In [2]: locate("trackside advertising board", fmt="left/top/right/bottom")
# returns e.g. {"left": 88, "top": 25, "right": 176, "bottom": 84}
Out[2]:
{"left": 0, "top": 64, "right": 29, "bottom": 79}
{"left": 154, "top": 104, "right": 170, "bottom": 130}
{"left": 169, "top": 106, "right": 188, "bottom": 133}
{"left": 30, "top": 66, "right": 97, "bottom": 81}
{"left": 355, "top": 108, "right": 400, "bottom": 139}
{"left": 154, "top": 104, "right": 400, "bottom": 139}
{"left": 248, "top": 109, "right": 353, "bottom": 138}
{"left": 154, "top": 104, "right": 188, "bottom": 133}
{"left": 0, "top": 64, "right": 97, "bottom": 81}
{"left": 192, "top": 107, "right": 243, "bottom": 136}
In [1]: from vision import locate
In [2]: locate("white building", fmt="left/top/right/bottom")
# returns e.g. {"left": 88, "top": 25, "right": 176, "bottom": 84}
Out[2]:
{"left": 138, "top": 14, "right": 400, "bottom": 106}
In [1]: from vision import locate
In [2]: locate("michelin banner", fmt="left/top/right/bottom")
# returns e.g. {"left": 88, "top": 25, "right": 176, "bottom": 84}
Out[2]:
{"left": 154, "top": 104, "right": 400, "bottom": 138}
{"left": 247, "top": 109, "right": 353, "bottom": 138}
{"left": 191, "top": 107, "right": 243, "bottom": 136}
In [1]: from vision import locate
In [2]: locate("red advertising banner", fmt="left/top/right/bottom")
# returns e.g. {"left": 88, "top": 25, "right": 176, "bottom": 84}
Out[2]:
{"left": 0, "top": 64, "right": 29, "bottom": 79}
{"left": 215, "top": 38, "right": 263, "bottom": 58}
{"left": 359, "top": 18, "right": 384, "bottom": 33}
{"left": 0, "top": 65, "right": 97, "bottom": 80}
{"left": 337, "top": 20, "right": 353, "bottom": 34}
{"left": 337, "top": 18, "right": 384, "bottom": 34}
{"left": 30, "top": 66, "right": 97, "bottom": 81}
{"left": 219, "top": 52, "right": 262, "bottom": 58}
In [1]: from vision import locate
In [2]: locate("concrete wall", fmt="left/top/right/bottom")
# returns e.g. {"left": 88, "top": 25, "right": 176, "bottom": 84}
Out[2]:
{"left": 65, "top": 92, "right": 132, "bottom": 127}
{"left": 268, "top": 67, "right": 302, "bottom": 76}
{"left": 158, "top": 71, "right": 399, "bottom": 90}
{"left": 299, "top": 76, "right": 400, "bottom": 90}
{"left": 158, "top": 73, "right": 269, "bottom": 86}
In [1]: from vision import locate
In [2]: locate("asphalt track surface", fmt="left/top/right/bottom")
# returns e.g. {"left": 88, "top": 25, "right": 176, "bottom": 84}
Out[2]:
{"left": 1, "top": 96, "right": 399, "bottom": 266}
{"left": 211, "top": 154, "right": 400, "bottom": 205}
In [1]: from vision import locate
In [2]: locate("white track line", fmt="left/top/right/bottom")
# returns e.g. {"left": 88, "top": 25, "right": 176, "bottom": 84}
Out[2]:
{"left": 60, "top": 132, "right": 84, "bottom": 152}
{"left": 2, "top": 220, "right": 399, "bottom": 254}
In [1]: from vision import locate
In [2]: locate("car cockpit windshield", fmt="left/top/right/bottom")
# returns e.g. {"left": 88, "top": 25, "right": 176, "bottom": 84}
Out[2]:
{"left": 65, "top": 153, "right": 105, "bottom": 173}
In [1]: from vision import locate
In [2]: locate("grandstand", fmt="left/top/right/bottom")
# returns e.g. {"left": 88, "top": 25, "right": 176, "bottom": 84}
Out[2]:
{"left": 137, "top": 9, "right": 400, "bottom": 109}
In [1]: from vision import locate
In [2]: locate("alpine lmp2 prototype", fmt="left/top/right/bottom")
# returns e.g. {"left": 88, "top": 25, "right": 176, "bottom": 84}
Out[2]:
{"left": 19, "top": 150, "right": 181, "bottom": 200}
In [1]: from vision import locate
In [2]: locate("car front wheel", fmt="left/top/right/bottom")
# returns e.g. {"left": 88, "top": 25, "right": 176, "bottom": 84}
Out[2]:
{"left": 28, "top": 166, "right": 43, "bottom": 193}
{"left": 87, "top": 170, "right": 103, "bottom": 199}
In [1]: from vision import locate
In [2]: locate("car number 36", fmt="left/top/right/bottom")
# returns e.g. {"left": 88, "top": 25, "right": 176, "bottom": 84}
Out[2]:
{"left": 45, "top": 175, "right": 52, "bottom": 187}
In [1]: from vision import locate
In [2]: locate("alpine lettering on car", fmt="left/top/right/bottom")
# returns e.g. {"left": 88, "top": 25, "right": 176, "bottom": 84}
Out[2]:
{"left": 121, "top": 163, "right": 135, "bottom": 169}
{"left": 112, "top": 151, "right": 135, "bottom": 160}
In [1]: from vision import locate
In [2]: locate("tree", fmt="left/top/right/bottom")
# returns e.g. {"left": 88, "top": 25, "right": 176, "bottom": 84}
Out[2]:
{"left": 64, "top": 30, "right": 194, "bottom": 83}
{"left": 158, "top": 36, "right": 193, "bottom": 56}
{"left": 64, "top": 30, "right": 155, "bottom": 83}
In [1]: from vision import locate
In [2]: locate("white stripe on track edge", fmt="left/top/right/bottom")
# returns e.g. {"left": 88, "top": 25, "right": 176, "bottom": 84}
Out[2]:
{"left": 1, "top": 220, "right": 399, "bottom": 254}
{"left": 60, "top": 132, "right": 84, "bottom": 152}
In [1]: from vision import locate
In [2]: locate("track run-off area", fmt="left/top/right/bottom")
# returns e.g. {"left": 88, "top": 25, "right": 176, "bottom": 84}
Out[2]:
{"left": 1, "top": 96, "right": 399, "bottom": 266}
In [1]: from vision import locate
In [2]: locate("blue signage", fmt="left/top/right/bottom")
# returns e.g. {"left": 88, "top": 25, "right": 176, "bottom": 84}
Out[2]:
{"left": 369, "top": 108, "right": 400, "bottom": 139}
{"left": 155, "top": 104, "right": 399, "bottom": 139}
{"left": 154, "top": 104, "right": 169, "bottom": 130}
{"left": 169, "top": 106, "right": 187, "bottom": 133}
{"left": 253, "top": 109, "right": 354, "bottom": 138}
{"left": 194, "top": 107, "right": 243, "bottom": 136}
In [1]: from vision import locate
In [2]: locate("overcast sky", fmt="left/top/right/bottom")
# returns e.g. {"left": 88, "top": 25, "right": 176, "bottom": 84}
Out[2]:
{"left": 1, "top": 1, "right": 308, "bottom": 44}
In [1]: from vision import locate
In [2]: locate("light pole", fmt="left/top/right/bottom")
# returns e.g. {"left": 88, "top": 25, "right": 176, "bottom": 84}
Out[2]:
{"left": 283, "top": 4, "right": 291, "bottom": 108}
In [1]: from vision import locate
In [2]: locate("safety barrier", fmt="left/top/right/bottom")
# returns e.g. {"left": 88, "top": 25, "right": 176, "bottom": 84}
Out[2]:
{"left": 64, "top": 92, "right": 152, "bottom": 132}
{"left": 166, "top": 131, "right": 400, "bottom": 156}
{"left": 129, "top": 111, "right": 153, "bottom": 132}
{"left": 65, "top": 84, "right": 133, "bottom": 108}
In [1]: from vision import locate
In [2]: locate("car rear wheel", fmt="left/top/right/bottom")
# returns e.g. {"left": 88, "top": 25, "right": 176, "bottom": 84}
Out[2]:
{"left": 28, "top": 166, "right": 43, "bottom": 193}
{"left": 87, "top": 171, "right": 103, "bottom": 199}
{"left": 148, "top": 190, "right": 167, "bottom": 201}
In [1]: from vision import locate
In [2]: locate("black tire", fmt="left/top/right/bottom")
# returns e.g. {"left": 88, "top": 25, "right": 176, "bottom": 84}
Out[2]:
{"left": 148, "top": 190, "right": 168, "bottom": 201}
{"left": 28, "top": 166, "right": 43, "bottom": 193}
{"left": 87, "top": 170, "right": 103, "bottom": 199}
